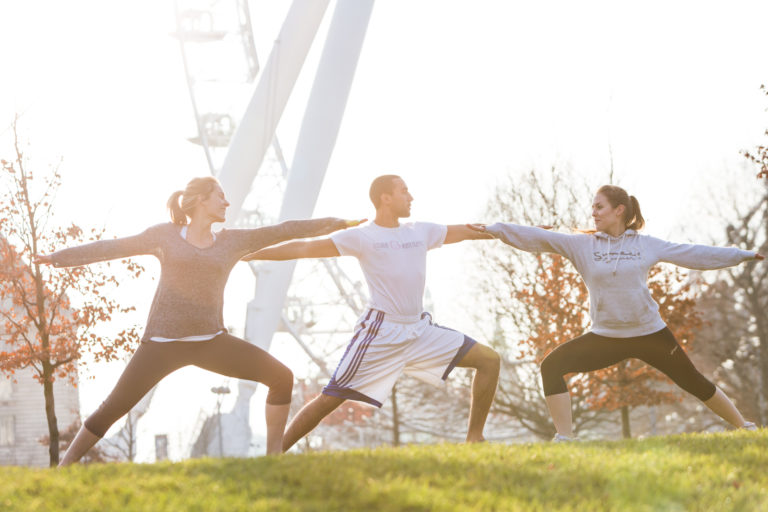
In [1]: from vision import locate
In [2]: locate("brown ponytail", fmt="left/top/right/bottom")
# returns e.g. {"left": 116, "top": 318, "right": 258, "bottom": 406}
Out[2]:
{"left": 596, "top": 184, "right": 645, "bottom": 231}
{"left": 626, "top": 195, "right": 645, "bottom": 231}
{"left": 167, "top": 176, "right": 221, "bottom": 225}
{"left": 167, "top": 190, "right": 187, "bottom": 225}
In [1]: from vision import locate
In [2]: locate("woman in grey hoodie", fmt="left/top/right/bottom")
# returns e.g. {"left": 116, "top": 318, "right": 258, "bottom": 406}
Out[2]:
{"left": 35, "top": 176, "right": 360, "bottom": 464}
{"left": 469, "top": 184, "right": 763, "bottom": 441}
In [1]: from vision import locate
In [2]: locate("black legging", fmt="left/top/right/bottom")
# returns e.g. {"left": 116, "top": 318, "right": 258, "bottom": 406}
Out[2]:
{"left": 84, "top": 333, "right": 293, "bottom": 438}
{"left": 540, "top": 327, "right": 716, "bottom": 401}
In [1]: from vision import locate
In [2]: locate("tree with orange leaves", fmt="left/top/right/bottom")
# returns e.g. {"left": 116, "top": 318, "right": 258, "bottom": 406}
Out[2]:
{"left": 0, "top": 120, "right": 143, "bottom": 466}
{"left": 478, "top": 169, "right": 611, "bottom": 439}
{"left": 478, "top": 169, "right": 706, "bottom": 439}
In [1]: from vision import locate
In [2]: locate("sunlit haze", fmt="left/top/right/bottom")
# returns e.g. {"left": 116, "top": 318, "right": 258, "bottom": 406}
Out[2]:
{"left": 2, "top": 0, "right": 767, "bottom": 461}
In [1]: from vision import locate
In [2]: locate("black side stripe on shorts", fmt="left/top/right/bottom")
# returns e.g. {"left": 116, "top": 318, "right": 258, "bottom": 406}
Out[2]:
{"left": 330, "top": 310, "right": 377, "bottom": 383}
{"left": 336, "top": 311, "right": 385, "bottom": 387}
{"left": 330, "top": 309, "right": 374, "bottom": 381}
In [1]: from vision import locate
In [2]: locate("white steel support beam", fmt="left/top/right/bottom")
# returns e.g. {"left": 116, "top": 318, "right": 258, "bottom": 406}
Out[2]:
{"left": 245, "top": 0, "right": 375, "bottom": 350}
{"left": 217, "top": 0, "right": 331, "bottom": 221}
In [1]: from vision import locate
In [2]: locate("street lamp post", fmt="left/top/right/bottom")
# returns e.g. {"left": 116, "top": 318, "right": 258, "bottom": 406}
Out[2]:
{"left": 211, "top": 385, "right": 231, "bottom": 456}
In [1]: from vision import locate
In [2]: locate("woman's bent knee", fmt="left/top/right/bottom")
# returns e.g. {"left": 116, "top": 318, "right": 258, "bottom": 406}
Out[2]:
{"left": 266, "top": 364, "right": 293, "bottom": 405}
{"left": 540, "top": 354, "right": 568, "bottom": 396}
{"left": 83, "top": 410, "right": 113, "bottom": 439}
{"left": 685, "top": 376, "right": 716, "bottom": 402}
{"left": 540, "top": 353, "right": 558, "bottom": 377}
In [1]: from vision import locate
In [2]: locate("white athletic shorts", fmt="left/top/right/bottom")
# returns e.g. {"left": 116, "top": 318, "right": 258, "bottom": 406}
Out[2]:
{"left": 323, "top": 309, "right": 476, "bottom": 407}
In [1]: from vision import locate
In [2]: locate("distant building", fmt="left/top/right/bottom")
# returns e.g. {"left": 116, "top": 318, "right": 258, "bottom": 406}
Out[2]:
{"left": 189, "top": 380, "right": 262, "bottom": 458}
{"left": 0, "top": 293, "right": 81, "bottom": 466}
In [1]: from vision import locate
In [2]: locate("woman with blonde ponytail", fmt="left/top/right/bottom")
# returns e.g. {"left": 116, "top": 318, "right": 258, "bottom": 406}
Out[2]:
{"left": 469, "top": 184, "right": 764, "bottom": 441}
{"left": 35, "top": 176, "right": 363, "bottom": 464}
{"left": 167, "top": 189, "right": 186, "bottom": 225}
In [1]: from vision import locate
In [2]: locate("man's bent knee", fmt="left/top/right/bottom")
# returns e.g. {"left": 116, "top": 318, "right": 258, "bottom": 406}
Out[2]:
{"left": 486, "top": 349, "right": 501, "bottom": 372}
{"left": 458, "top": 343, "right": 500, "bottom": 371}
{"left": 316, "top": 393, "right": 345, "bottom": 409}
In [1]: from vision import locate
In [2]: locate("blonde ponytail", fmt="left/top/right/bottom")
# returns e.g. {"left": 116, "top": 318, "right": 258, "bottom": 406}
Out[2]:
{"left": 167, "top": 190, "right": 187, "bottom": 225}
{"left": 167, "top": 176, "right": 220, "bottom": 225}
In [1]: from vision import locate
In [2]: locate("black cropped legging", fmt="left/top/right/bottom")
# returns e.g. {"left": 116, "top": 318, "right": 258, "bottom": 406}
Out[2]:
{"left": 540, "top": 327, "right": 716, "bottom": 401}
{"left": 84, "top": 333, "right": 293, "bottom": 438}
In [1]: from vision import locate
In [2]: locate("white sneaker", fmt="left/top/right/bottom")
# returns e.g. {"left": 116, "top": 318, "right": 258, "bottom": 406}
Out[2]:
{"left": 742, "top": 422, "right": 758, "bottom": 431}
{"left": 552, "top": 433, "right": 574, "bottom": 443}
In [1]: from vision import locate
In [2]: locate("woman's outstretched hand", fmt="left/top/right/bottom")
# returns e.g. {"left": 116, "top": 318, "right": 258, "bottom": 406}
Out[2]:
{"left": 466, "top": 223, "right": 553, "bottom": 232}
{"left": 33, "top": 254, "right": 53, "bottom": 265}
{"left": 756, "top": 253, "right": 765, "bottom": 261}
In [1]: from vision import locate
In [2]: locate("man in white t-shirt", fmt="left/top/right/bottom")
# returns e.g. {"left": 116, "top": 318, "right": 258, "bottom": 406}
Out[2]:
{"left": 243, "top": 175, "right": 500, "bottom": 450}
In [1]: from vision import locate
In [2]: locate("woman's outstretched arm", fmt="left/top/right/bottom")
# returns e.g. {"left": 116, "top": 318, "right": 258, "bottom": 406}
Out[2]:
{"left": 34, "top": 225, "right": 162, "bottom": 268}
{"left": 233, "top": 218, "right": 365, "bottom": 255}
{"left": 469, "top": 222, "right": 578, "bottom": 259}
{"left": 650, "top": 236, "right": 763, "bottom": 270}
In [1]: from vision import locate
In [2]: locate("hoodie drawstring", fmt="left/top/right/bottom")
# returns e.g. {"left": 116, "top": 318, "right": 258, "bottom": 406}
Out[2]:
{"left": 596, "top": 230, "right": 633, "bottom": 276}
{"left": 612, "top": 232, "right": 626, "bottom": 276}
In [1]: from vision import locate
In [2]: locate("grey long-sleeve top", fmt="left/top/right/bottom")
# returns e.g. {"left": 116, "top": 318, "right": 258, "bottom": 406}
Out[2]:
{"left": 486, "top": 223, "right": 756, "bottom": 337}
{"left": 51, "top": 219, "right": 345, "bottom": 342}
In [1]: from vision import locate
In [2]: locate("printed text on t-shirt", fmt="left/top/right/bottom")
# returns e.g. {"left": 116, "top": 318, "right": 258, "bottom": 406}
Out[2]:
{"left": 373, "top": 240, "right": 425, "bottom": 250}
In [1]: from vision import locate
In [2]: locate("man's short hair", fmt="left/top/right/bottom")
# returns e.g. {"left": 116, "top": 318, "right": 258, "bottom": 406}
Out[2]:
{"left": 369, "top": 175, "right": 401, "bottom": 208}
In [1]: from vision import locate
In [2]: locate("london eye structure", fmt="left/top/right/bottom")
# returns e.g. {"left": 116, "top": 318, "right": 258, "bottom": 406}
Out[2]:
{"left": 171, "top": 0, "right": 375, "bottom": 456}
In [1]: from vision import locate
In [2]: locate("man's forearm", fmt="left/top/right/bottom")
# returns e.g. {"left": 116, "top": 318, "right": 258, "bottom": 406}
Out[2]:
{"left": 244, "top": 242, "right": 305, "bottom": 261}
{"left": 444, "top": 225, "right": 494, "bottom": 244}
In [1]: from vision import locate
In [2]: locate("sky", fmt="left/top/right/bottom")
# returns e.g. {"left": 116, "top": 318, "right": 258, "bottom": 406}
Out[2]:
{"left": 2, "top": 0, "right": 767, "bottom": 460}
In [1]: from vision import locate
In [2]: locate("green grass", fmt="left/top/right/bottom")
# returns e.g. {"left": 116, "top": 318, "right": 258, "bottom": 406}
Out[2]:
{"left": 1, "top": 431, "right": 766, "bottom": 511}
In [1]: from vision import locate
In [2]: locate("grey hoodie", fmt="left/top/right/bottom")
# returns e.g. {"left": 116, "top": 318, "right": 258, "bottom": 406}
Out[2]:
{"left": 486, "top": 223, "right": 756, "bottom": 338}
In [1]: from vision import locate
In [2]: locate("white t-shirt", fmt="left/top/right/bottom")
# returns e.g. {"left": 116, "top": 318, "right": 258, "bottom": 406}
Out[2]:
{"left": 331, "top": 222, "right": 447, "bottom": 318}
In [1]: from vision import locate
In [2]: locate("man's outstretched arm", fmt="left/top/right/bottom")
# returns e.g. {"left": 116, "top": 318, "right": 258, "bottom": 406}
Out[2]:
{"left": 444, "top": 224, "right": 495, "bottom": 245}
{"left": 243, "top": 238, "right": 341, "bottom": 261}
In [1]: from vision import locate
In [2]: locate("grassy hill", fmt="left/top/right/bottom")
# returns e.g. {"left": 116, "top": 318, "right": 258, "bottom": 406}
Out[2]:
{"left": 1, "top": 430, "right": 766, "bottom": 511}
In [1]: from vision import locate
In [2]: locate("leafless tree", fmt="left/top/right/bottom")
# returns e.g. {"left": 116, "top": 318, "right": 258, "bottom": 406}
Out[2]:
{"left": 691, "top": 182, "right": 768, "bottom": 424}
